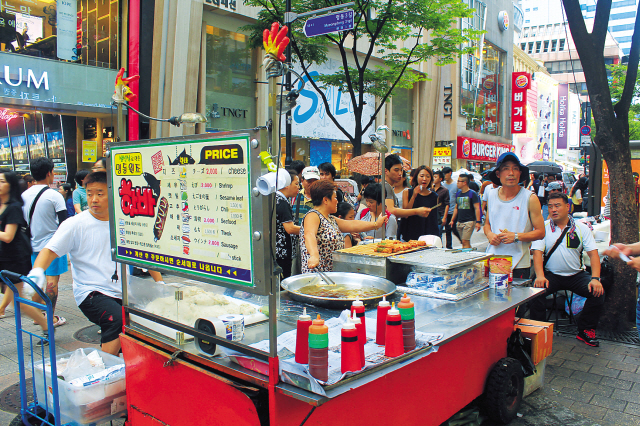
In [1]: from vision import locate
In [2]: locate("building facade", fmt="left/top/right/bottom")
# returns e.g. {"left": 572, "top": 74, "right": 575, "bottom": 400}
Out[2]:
{"left": 0, "top": 0, "right": 122, "bottom": 182}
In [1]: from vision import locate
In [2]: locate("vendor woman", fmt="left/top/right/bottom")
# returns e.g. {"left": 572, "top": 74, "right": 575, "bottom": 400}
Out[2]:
{"left": 301, "top": 180, "right": 387, "bottom": 272}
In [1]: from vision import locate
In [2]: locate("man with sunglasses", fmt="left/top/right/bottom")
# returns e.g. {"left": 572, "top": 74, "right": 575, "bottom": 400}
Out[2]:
{"left": 530, "top": 192, "right": 604, "bottom": 347}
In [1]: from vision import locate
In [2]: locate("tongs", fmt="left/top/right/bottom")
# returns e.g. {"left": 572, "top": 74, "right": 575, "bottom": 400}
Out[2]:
{"left": 313, "top": 269, "right": 337, "bottom": 286}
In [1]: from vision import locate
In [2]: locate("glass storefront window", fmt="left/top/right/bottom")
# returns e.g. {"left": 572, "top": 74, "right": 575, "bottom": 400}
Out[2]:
{"left": 205, "top": 25, "right": 256, "bottom": 132}
{"left": 460, "top": 41, "right": 505, "bottom": 136}
{"left": 391, "top": 88, "right": 413, "bottom": 152}
{"left": 0, "top": 0, "right": 120, "bottom": 69}
{"left": 331, "top": 141, "right": 353, "bottom": 178}
{"left": 280, "top": 137, "right": 310, "bottom": 166}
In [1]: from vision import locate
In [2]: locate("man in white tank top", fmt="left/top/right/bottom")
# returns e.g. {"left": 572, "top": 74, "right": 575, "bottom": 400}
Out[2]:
{"left": 484, "top": 153, "right": 545, "bottom": 279}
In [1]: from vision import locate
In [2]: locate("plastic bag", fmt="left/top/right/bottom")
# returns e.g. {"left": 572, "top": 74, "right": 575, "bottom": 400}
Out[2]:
{"left": 565, "top": 294, "right": 586, "bottom": 316}
{"left": 60, "top": 349, "right": 105, "bottom": 381}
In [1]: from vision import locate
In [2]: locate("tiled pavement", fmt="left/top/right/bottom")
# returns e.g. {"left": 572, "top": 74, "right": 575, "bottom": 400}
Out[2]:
{"left": 1, "top": 270, "right": 639, "bottom": 425}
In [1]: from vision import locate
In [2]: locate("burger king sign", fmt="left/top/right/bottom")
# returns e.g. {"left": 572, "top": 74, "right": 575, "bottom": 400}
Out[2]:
{"left": 456, "top": 137, "right": 514, "bottom": 162}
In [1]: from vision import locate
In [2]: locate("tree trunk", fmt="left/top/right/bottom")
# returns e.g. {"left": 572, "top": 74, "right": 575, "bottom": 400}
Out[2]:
{"left": 595, "top": 120, "right": 639, "bottom": 330}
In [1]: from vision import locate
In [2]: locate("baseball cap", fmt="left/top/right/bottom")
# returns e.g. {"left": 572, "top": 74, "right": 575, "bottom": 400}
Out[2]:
{"left": 301, "top": 166, "right": 320, "bottom": 181}
{"left": 489, "top": 152, "right": 529, "bottom": 185}
{"left": 546, "top": 181, "right": 563, "bottom": 191}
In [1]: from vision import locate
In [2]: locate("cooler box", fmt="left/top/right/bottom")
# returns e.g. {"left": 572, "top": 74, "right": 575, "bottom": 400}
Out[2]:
{"left": 33, "top": 349, "right": 127, "bottom": 425}
{"left": 515, "top": 318, "right": 554, "bottom": 365}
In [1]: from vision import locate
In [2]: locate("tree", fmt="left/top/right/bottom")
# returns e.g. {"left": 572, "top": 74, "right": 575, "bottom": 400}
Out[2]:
{"left": 243, "top": 0, "right": 479, "bottom": 155}
{"left": 563, "top": 0, "right": 640, "bottom": 330}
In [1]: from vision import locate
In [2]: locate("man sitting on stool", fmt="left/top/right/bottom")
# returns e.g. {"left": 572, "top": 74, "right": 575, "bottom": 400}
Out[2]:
{"left": 530, "top": 192, "right": 604, "bottom": 347}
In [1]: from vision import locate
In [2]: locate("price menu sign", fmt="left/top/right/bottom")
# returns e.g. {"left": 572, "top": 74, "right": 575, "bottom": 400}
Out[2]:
{"left": 109, "top": 135, "right": 255, "bottom": 287}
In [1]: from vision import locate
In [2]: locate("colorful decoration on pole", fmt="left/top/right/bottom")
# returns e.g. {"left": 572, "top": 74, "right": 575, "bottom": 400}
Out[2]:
{"left": 262, "top": 22, "right": 290, "bottom": 71}
{"left": 112, "top": 68, "right": 140, "bottom": 104}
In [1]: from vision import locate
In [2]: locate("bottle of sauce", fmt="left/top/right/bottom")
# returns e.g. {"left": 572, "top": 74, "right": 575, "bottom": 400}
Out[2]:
{"left": 376, "top": 296, "right": 391, "bottom": 345}
{"left": 398, "top": 293, "right": 416, "bottom": 352}
{"left": 308, "top": 314, "right": 329, "bottom": 382}
{"left": 349, "top": 311, "right": 365, "bottom": 368}
{"left": 350, "top": 298, "right": 366, "bottom": 331}
{"left": 341, "top": 321, "right": 361, "bottom": 373}
{"left": 385, "top": 302, "right": 404, "bottom": 358}
{"left": 295, "top": 307, "right": 312, "bottom": 364}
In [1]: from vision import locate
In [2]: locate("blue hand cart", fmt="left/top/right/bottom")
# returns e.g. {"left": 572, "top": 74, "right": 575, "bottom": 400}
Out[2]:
{"left": 1, "top": 270, "right": 66, "bottom": 426}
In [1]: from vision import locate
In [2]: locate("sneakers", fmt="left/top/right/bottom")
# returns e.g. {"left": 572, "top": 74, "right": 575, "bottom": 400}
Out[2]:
{"left": 35, "top": 331, "right": 49, "bottom": 347}
{"left": 577, "top": 329, "right": 600, "bottom": 347}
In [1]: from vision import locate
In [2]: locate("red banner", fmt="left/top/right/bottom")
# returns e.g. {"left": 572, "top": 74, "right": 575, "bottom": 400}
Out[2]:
{"left": 456, "top": 137, "right": 515, "bottom": 163}
{"left": 511, "top": 72, "right": 531, "bottom": 134}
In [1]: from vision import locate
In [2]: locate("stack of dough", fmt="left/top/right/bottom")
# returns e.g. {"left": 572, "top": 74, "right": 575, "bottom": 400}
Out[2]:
{"left": 144, "top": 285, "right": 256, "bottom": 327}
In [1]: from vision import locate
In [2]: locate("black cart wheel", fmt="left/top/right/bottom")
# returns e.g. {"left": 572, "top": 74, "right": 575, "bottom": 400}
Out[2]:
{"left": 484, "top": 357, "right": 524, "bottom": 424}
{"left": 9, "top": 407, "right": 55, "bottom": 426}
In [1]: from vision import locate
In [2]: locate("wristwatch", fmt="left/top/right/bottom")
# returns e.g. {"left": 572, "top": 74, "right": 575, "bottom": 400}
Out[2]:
{"left": 591, "top": 277, "right": 601, "bottom": 281}
{"left": 514, "top": 233, "right": 519, "bottom": 242}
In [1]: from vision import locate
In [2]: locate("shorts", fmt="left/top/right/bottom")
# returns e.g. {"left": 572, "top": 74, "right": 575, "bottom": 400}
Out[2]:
{"left": 0, "top": 259, "right": 32, "bottom": 284}
{"left": 457, "top": 221, "right": 475, "bottom": 241}
{"left": 31, "top": 253, "right": 68, "bottom": 276}
{"left": 78, "top": 292, "right": 123, "bottom": 344}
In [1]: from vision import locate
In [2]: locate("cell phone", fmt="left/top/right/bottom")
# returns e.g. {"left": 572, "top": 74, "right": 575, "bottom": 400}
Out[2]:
{"left": 609, "top": 245, "right": 633, "bottom": 262}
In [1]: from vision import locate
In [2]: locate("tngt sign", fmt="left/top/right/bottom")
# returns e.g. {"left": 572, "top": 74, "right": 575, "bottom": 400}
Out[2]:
{"left": 511, "top": 72, "right": 530, "bottom": 134}
{"left": 456, "top": 136, "right": 514, "bottom": 162}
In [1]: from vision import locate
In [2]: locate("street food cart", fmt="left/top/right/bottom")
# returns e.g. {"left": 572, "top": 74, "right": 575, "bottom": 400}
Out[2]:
{"left": 106, "top": 128, "right": 544, "bottom": 426}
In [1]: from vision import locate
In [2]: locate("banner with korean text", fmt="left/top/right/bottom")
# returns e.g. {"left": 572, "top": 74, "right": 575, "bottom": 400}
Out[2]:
{"left": 511, "top": 72, "right": 531, "bottom": 134}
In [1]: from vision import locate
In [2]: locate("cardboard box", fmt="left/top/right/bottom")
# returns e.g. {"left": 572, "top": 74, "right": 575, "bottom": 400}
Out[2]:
{"left": 515, "top": 318, "right": 554, "bottom": 365}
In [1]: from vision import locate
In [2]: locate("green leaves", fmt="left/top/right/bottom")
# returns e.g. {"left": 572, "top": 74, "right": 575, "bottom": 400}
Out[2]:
{"left": 243, "top": 0, "right": 479, "bottom": 147}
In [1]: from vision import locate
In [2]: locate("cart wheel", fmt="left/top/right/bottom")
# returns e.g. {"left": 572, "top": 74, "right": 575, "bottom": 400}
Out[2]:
{"left": 9, "top": 407, "right": 55, "bottom": 426}
{"left": 483, "top": 357, "right": 524, "bottom": 424}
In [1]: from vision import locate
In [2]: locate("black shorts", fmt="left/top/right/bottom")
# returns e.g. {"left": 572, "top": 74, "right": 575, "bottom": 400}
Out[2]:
{"left": 78, "top": 292, "right": 123, "bottom": 344}
{"left": 0, "top": 259, "right": 33, "bottom": 284}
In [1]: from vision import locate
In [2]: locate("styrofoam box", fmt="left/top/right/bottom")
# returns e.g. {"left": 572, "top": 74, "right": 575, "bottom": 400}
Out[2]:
{"left": 524, "top": 358, "right": 546, "bottom": 397}
{"left": 33, "top": 349, "right": 126, "bottom": 425}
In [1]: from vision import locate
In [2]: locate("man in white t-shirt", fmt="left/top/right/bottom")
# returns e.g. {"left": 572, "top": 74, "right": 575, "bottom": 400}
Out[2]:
{"left": 29, "top": 172, "right": 162, "bottom": 355}
{"left": 22, "top": 157, "right": 68, "bottom": 326}
{"left": 531, "top": 192, "right": 604, "bottom": 347}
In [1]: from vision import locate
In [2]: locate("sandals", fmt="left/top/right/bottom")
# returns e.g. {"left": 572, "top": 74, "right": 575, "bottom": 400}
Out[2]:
{"left": 33, "top": 314, "right": 67, "bottom": 327}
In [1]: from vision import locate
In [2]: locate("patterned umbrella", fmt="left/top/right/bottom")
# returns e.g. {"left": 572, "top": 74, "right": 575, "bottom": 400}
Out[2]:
{"left": 347, "top": 152, "right": 411, "bottom": 176}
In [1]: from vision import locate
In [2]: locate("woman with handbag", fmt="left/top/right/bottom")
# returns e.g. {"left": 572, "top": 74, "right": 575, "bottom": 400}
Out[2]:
{"left": 0, "top": 170, "right": 49, "bottom": 343}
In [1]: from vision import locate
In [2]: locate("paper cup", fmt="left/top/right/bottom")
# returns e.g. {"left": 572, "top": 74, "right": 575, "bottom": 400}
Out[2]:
{"left": 489, "top": 273, "right": 509, "bottom": 289}
{"left": 256, "top": 170, "right": 291, "bottom": 195}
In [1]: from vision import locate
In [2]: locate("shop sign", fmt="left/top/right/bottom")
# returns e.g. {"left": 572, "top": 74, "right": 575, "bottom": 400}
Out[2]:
{"left": 392, "top": 129, "right": 411, "bottom": 140}
{"left": 210, "top": 103, "right": 248, "bottom": 119}
{"left": 498, "top": 11, "right": 509, "bottom": 31}
{"left": 511, "top": 72, "right": 530, "bottom": 134}
{"left": 433, "top": 147, "right": 451, "bottom": 157}
{"left": 443, "top": 84, "right": 453, "bottom": 118}
{"left": 433, "top": 156, "right": 451, "bottom": 165}
{"left": 82, "top": 140, "right": 97, "bottom": 163}
{"left": 456, "top": 136, "right": 514, "bottom": 162}
{"left": 288, "top": 60, "right": 375, "bottom": 140}
{"left": 0, "top": 109, "right": 19, "bottom": 123}
{"left": 1, "top": 66, "right": 49, "bottom": 90}
{"left": 557, "top": 84, "right": 569, "bottom": 149}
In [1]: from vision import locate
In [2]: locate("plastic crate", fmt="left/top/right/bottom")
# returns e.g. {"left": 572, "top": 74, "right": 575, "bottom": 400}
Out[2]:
{"left": 33, "top": 349, "right": 126, "bottom": 425}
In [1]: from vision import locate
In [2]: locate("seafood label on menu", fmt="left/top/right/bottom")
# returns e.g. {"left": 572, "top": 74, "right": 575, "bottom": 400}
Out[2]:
{"left": 110, "top": 137, "right": 253, "bottom": 286}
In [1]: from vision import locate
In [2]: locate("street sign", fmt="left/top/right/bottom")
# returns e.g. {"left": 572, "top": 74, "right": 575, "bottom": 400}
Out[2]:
{"left": 580, "top": 125, "right": 591, "bottom": 136}
{"left": 581, "top": 135, "right": 592, "bottom": 146}
{"left": 304, "top": 9, "right": 355, "bottom": 37}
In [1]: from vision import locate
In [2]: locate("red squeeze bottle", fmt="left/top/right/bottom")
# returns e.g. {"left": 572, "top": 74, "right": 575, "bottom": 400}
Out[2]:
{"left": 376, "top": 296, "right": 391, "bottom": 345}
{"left": 341, "top": 321, "right": 361, "bottom": 373}
{"left": 385, "top": 302, "right": 404, "bottom": 358}
{"left": 295, "top": 307, "right": 312, "bottom": 364}
{"left": 308, "top": 315, "right": 329, "bottom": 382}
{"left": 398, "top": 293, "right": 416, "bottom": 353}
{"left": 350, "top": 298, "right": 366, "bottom": 333}
{"left": 349, "top": 311, "right": 365, "bottom": 368}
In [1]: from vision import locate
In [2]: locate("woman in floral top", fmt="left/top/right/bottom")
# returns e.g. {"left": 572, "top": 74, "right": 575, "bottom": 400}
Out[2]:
{"left": 300, "top": 180, "right": 387, "bottom": 272}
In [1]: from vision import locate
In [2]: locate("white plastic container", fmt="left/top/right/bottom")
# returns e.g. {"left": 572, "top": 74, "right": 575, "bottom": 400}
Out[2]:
{"left": 33, "top": 349, "right": 126, "bottom": 425}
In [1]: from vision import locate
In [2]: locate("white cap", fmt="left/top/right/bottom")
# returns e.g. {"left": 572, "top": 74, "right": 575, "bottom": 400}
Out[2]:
{"left": 352, "top": 298, "right": 363, "bottom": 307}
{"left": 342, "top": 322, "right": 356, "bottom": 330}
{"left": 301, "top": 166, "right": 320, "bottom": 181}
{"left": 348, "top": 311, "right": 361, "bottom": 325}
{"left": 389, "top": 303, "right": 399, "bottom": 316}
{"left": 378, "top": 295, "right": 390, "bottom": 307}
{"left": 299, "top": 307, "right": 311, "bottom": 321}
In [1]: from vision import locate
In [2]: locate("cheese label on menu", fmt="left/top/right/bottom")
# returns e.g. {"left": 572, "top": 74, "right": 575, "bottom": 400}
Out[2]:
{"left": 109, "top": 137, "right": 253, "bottom": 286}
